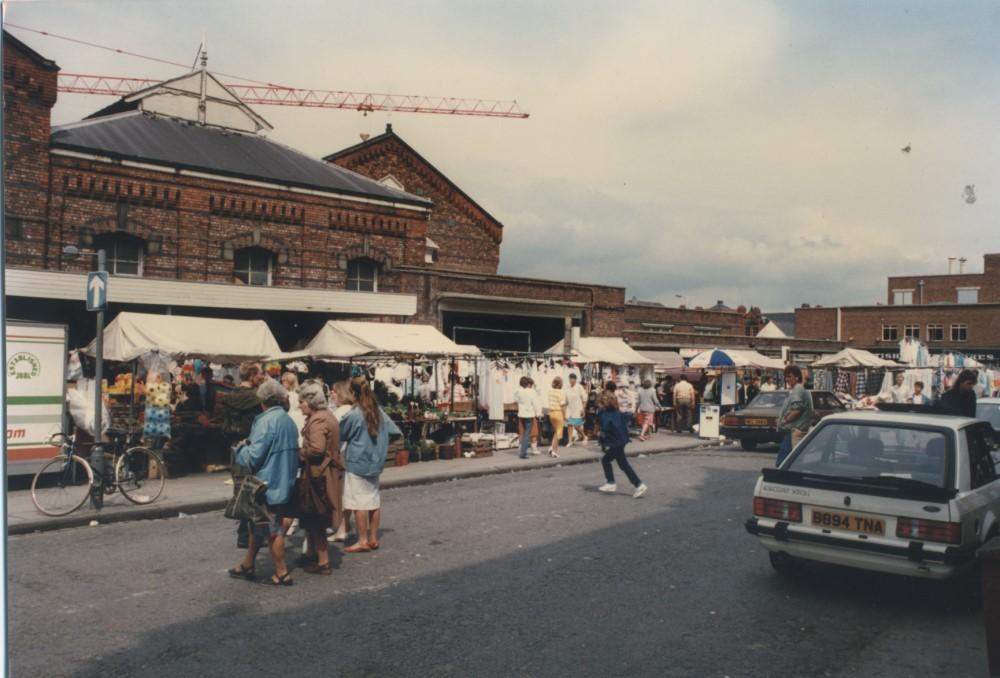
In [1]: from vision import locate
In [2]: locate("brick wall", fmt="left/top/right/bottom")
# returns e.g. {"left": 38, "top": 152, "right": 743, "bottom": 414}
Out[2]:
{"left": 326, "top": 131, "right": 502, "bottom": 276}
{"left": 794, "top": 307, "right": 839, "bottom": 340}
{"left": 398, "top": 268, "right": 625, "bottom": 337}
{"left": 887, "top": 253, "right": 1000, "bottom": 304}
{"left": 3, "top": 37, "right": 58, "bottom": 269}
{"left": 624, "top": 304, "right": 744, "bottom": 335}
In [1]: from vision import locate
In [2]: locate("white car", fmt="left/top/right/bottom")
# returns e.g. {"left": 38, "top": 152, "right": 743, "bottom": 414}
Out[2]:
{"left": 977, "top": 397, "right": 1000, "bottom": 431}
{"left": 746, "top": 410, "right": 1000, "bottom": 579}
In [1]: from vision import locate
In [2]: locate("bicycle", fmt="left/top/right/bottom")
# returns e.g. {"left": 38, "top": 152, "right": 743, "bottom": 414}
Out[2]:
{"left": 31, "top": 427, "right": 166, "bottom": 516}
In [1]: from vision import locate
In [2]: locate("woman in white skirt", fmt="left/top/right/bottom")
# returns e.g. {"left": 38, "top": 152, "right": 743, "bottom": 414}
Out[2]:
{"left": 339, "top": 376, "right": 402, "bottom": 553}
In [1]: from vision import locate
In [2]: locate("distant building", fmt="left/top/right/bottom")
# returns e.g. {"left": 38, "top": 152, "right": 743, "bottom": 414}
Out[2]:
{"left": 796, "top": 254, "right": 1000, "bottom": 363}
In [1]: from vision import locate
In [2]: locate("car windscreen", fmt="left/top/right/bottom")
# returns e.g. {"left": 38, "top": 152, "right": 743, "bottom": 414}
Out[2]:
{"left": 747, "top": 392, "right": 787, "bottom": 409}
{"left": 976, "top": 403, "right": 1000, "bottom": 430}
{"left": 785, "top": 422, "right": 952, "bottom": 489}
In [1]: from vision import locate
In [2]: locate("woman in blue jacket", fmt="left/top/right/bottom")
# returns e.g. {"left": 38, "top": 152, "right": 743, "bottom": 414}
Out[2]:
{"left": 340, "top": 377, "right": 402, "bottom": 553}
{"left": 596, "top": 391, "right": 648, "bottom": 498}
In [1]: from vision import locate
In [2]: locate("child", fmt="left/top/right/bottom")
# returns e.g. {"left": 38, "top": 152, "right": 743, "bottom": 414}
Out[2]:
{"left": 596, "top": 391, "right": 647, "bottom": 498}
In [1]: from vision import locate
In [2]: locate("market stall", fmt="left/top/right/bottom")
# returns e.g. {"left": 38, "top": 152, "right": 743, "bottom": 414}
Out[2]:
{"left": 545, "top": 337, "right": 655, "bottom": 434}
{"left": 295, "top": 320, "right": 484, "bottom": 462}
{"left": 810, "top": 347, "right": 901, "bottom": 403}
{"left": 82, "top": 311, "right": 284, "bottom": 472}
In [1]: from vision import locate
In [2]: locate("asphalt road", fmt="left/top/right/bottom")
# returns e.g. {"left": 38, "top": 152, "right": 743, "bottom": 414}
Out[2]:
{"left": 9, "top": 446, "right": 988, "bottom": 678}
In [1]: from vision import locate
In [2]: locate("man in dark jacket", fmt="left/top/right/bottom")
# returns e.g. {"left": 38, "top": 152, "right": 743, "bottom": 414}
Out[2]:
{"left": 940, "top": 369, "right": 978, "bottom": 418}
{"left": 224, "top": 365, "right": 263, "bottom": 443}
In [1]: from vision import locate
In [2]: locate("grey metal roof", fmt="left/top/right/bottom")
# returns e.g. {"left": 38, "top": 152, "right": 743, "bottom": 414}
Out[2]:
{"left": 51, "top": 112, "right": 432, "bottom": 208}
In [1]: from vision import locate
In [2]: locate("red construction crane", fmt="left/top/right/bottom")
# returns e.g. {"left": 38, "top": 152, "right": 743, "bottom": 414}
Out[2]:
{"left": 4, "top": 24, "right": 529, "bottom": 119}
{"left": 57, "top": 72, "right": 529, "bottom": 118}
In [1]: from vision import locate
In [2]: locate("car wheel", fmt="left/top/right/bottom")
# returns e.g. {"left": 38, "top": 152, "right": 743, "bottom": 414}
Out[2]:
{"left": 769, "top": 551, "right": 798, "bottom": 576}
{"left": 740, "top": 439, "right": 758, "bottom": 451}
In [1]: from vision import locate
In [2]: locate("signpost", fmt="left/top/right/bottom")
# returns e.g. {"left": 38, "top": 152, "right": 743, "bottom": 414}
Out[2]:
{"left": 87, "top": 253, "right": 106, "bottom": 508}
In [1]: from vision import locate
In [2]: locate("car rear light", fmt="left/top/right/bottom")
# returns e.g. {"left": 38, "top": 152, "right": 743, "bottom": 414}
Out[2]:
{"left": 753, "top": 497, "right": 802, "bottom": 522}
{"left": 722, "top": 416, "right": 739, "bottom": 426}
{"left": 895, "top": 517, "right": 962, "bottom": 544}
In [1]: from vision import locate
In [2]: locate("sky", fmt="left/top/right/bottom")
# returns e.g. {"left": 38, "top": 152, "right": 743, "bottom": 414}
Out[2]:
{"left": 5, "top": 0, "right": 1000, "bottom": 311}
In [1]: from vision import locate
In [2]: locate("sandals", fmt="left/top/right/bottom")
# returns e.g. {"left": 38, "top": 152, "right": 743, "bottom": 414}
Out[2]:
{"left": 369, "top": 541, "right": 380, "bottom": 551}
{"left": 228, "top": 564, "right": 255, "bottom": 581}
{"left": 344, "top": 543, "right": 371, "bottom": 553}
{"left": 303, "top": 563, "right": 333, "bottom": 575}
{"left": 271, "top": 572, "right": 294, "bottom": 586}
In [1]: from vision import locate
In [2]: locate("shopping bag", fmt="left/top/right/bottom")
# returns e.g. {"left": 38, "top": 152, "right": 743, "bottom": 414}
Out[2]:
{"left": 224, "top": 474, "right": 269, "bottom": 524}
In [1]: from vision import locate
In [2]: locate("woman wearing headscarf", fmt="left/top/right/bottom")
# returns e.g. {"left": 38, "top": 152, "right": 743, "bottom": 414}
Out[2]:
{"left": 339, "top": 377, "right": 402, "bottom": 553}
{"left": 293, "top": 381, "right": 342, "bottom": 575}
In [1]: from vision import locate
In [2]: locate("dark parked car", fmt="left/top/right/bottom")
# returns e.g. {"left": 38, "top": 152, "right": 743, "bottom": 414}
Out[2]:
{"left": 720, "top": 390, "right": 845, "bottom": 450}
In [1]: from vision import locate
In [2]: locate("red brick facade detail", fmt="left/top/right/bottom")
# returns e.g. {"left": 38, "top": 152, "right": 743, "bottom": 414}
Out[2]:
{"left": 3, "top": 34, "right": 58, "bottom": 270}
{"left": 325, "top": 127, "right": 502, "bottom": 276}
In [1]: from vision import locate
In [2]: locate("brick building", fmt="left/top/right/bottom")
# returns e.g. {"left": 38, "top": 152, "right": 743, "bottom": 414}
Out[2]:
{"left": 796, "top": 254, "right": 1000, "bottom": 363}
{"left": 625, "top": 300, "right": 843, "bottom": 361}
{"left": 2, "top": 32, "right": 623, "bottom": 353}
{"left": 887, "top": 253, "right": 1000, "bottom": 305}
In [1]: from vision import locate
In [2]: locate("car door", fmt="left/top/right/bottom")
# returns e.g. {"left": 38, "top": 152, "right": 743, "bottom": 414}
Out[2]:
{"left": 961, "top": 423, "right": 1000, "bottom": 542}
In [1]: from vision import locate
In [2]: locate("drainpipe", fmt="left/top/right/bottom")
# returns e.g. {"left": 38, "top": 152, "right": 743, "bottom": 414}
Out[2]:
{"left": 836, "top": 307, "right": 842, "bottom": 342}
{"left": 918, "top": 280, "right": 925, "bottom": 305}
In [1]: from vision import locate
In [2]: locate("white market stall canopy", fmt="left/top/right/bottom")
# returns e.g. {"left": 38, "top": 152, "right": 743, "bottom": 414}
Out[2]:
{"left": 638, "top": 350, "right": 685, "bottom": 370}
{"left": 302, "top": 320, "right": 469, "bottom": 359}
{"left": 756, "top": 321, "right": 788, "bottom": 339}
{"left": 85, "top": 311, "right": 282, "bottom": 363}
{"left": 546, "top": 337, "right": 654, "bottom": 365}
{"left": 811, "top": 348, "right": 899, "bottom": 369}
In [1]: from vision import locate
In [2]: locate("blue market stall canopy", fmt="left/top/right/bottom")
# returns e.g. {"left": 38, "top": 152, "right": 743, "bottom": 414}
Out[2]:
{"left": 687, "top": 348, "right": 785, "bottom": 370}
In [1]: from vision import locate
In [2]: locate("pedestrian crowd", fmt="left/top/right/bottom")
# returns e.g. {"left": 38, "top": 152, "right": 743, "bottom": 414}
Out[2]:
{"left": 224, "top": 363, "right": 400, "bottom": 586}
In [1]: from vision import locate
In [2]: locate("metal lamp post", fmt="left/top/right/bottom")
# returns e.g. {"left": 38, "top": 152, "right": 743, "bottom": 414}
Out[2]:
{"left": 64, "top": 245, "right": 107, "bottom": 508}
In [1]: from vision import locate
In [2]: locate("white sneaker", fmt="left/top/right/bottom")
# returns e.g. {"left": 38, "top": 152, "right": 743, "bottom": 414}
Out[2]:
{"left": 582, "top": 436, "right": 589, "bottom": 444}
{"left": 598, "top": 483, "right": 617, "bottom": 493}
{"left": 549, "top": 448, "right": 559, "bottom": 458}
{"left": 531, "top": 445, "right": 541, "bottom": 455}
{"left": 633, "top": 484, "right": 648, "bottom": 499}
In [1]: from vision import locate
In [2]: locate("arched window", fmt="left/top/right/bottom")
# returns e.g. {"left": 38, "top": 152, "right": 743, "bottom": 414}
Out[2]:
{"left": 234, "top": 246, "right": 273, "bottom": 286}
{"left": 95, "top": 233, "right": 143, "bottom": 276}
{"left": 345, "top": 258, "right": 378, "bottom": 292}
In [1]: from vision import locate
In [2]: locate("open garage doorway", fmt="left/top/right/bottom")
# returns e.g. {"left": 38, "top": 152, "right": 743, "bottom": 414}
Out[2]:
{"left": 442, "top": 311, "right": 567, "bottom": 352}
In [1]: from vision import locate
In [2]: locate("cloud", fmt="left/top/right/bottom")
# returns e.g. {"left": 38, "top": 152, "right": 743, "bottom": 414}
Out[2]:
{"left": 11, "top": 1, "right": 1000, "bottom": 311}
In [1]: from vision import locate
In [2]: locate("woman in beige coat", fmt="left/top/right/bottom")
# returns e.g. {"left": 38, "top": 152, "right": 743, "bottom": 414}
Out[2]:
{"left": 296, "top": 381, "right": 343, "bottom": 575}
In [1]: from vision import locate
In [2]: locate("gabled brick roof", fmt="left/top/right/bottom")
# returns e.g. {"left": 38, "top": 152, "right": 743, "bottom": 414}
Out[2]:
{"left": 2, "top": 30, "right": 59, "bottom": 71}
{"left": 324, "top": 124, "right": 504, "bottom": 244}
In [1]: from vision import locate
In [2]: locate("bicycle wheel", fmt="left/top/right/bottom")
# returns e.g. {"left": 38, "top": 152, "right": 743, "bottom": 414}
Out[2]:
{"left": 31, "top": 455, "right": 94, "bottom": 516}
{"left": 116, "top": 447, "right": 165, "bottom": 505}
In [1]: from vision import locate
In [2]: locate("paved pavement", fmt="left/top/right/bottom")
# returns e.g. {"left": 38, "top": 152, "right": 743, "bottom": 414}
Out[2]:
{"left": 8, "top": 430, "right": 716, "bottom": 534}
{"left": 8, "top": 445, "right": 986, "bottom": 677}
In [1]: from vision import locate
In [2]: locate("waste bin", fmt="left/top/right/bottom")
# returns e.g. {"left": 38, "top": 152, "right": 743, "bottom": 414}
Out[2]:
{"left": 699, "top": 405, "right": 720, "bottom": 439}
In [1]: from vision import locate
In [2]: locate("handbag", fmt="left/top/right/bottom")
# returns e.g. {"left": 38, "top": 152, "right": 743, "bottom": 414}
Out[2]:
{"left": 295, "top": 457, "right": 333, "bottom": 516}
{"left": 224, "top": 473, "right": 269, "bottom": 524}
